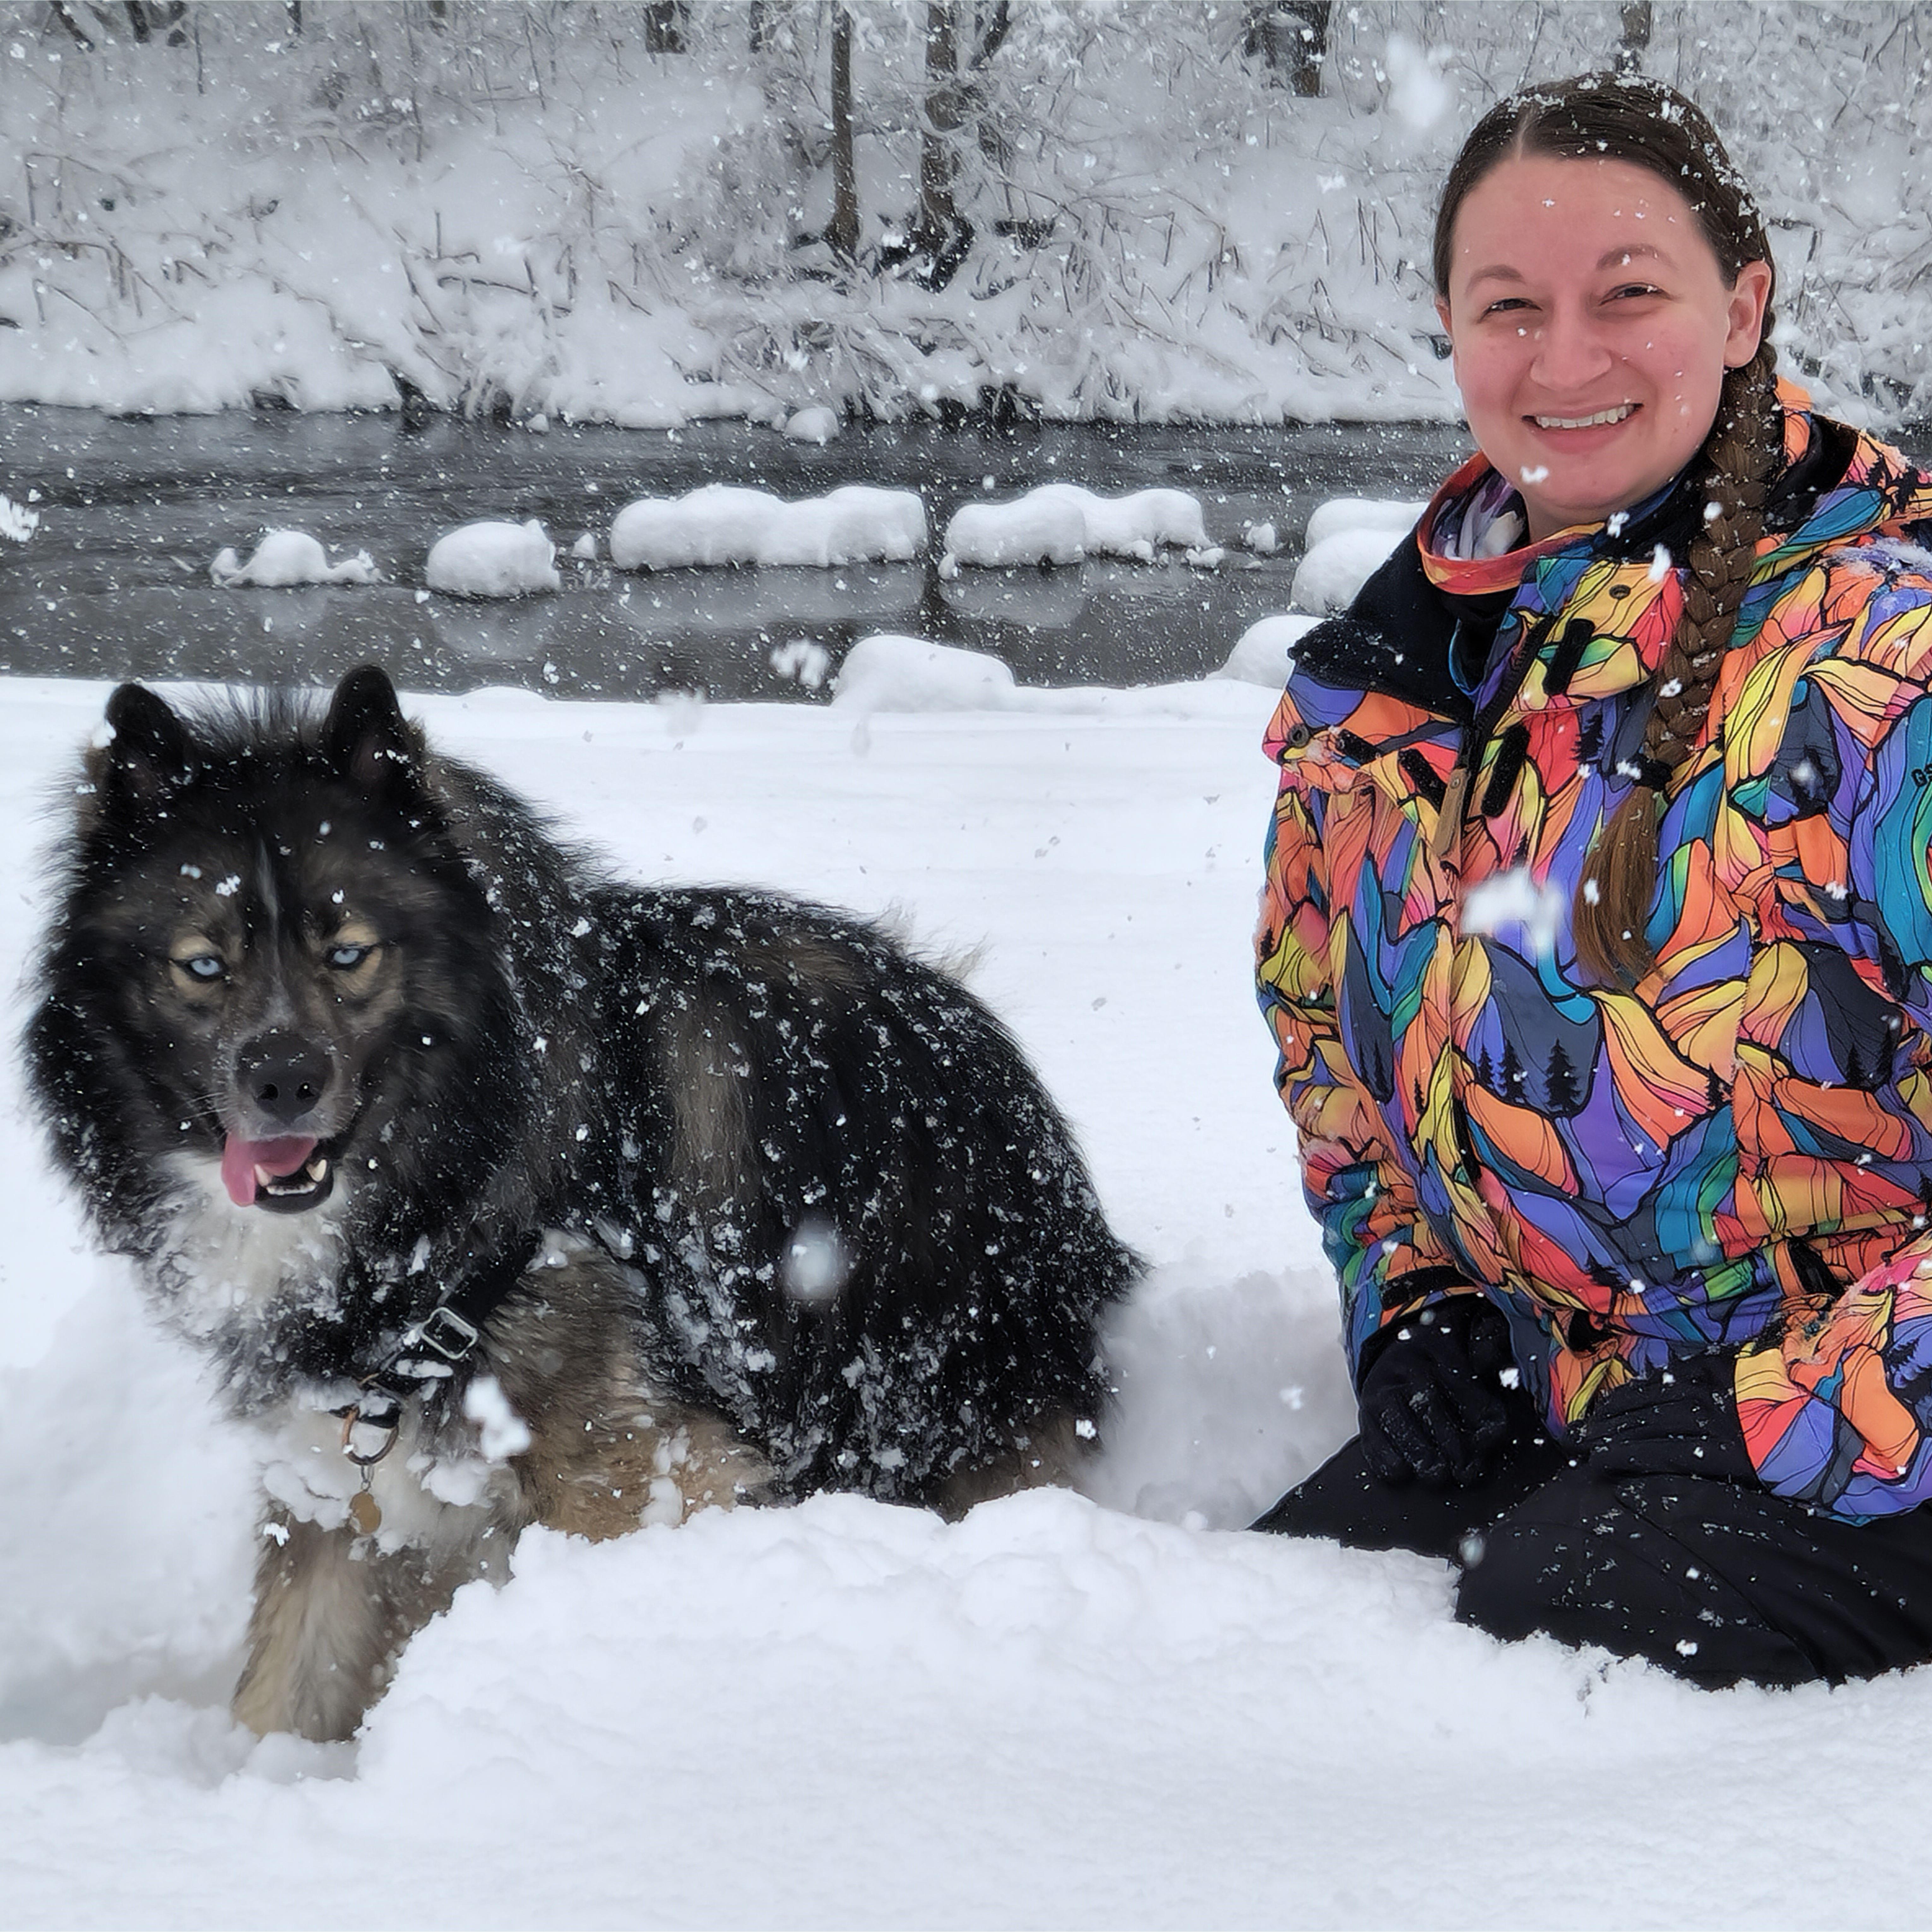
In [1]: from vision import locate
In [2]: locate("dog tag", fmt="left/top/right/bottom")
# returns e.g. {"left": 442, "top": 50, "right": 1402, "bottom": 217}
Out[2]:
{"left": 349, "top": 1488, "right": 382, "bottom": 1536}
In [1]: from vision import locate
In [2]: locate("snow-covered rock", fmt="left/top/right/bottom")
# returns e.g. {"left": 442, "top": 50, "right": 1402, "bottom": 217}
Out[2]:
{"left": 1289, "top": 496, "right": 1429, "bottom": 613}
{"left": 424, "top": 520, "right": 560, "bottom": 598}
{"left": 1301, "top": 495, "right": 1429, "bottom": 551}
{"left": 1214, "top": 612, "right": 1324, "bottom": 688}
{"left": 942, "top": 494, "right": 1089, "bottom": 569}
{"left": 210, "top": 530, "right": 380, "bottom": 588}
{"left": 608, "top": 484, "right": 927, "bottom": 570}
{"left": 831, "top": 633, "right": 1017, "bottom": 710}
{"left": 942, "top": 485, "right": 1208, "bottom": 569}
{"left": 782, "top": 405, "right": 840, "bottom": 445}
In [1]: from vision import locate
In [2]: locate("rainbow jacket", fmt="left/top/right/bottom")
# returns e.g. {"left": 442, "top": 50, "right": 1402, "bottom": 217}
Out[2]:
{"left": 1258, "top": 402, "right": 1932, "bottom": 1521}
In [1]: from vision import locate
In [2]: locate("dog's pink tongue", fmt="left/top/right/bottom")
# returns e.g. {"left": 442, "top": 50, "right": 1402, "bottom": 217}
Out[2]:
{"left": 221, "top": 1136, "right": 318, "bottom": 1208}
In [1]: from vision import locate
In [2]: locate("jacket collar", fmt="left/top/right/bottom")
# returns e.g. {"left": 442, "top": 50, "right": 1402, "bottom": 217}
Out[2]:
{"left": 1414, "top": 392, "right": 1929, "bottom": 612}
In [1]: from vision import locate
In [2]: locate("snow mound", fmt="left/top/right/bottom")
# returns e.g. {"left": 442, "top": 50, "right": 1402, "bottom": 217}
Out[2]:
{"left": 424, "top": 520, "right": 560, "bottom": 598}
{"left": 1301, "top": 495, "right": 1430, "bottom": 550}
{"left": 1288, "top": 498, "right": 1427, "bottom": 614}
{"left": 1215, "top": 613, "right": 1324, "bottom": 688}
{"left": 1291, "top": 526, "right": 1409, "bottom": 613}
{"left": 943, "top": 485, "right": 1208, "bottom": 569}
{"left": 210, "top": 530, "right": 380, "bottom": 589}
{"left": 782, "top": 405, "right": 840, "bottom": 445}
{"left": 833, "top": 633, "right": 1017, "bottom": 711}
{"left": 830, "top": 634, "right": 1278, "bottom": 723}
{"left": 608, "top": 483, "right": 926, "bottom": 570}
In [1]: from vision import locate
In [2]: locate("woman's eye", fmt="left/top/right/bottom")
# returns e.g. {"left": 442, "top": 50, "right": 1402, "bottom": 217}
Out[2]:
{"left": 1484, "top": 297, "right": 1531, "bottom": 316}
{"left": 327, "top": 943, "right": 375, "bottom": 971}
{"left": 1609, "top": 282, "right": 1662, "bottom": 301}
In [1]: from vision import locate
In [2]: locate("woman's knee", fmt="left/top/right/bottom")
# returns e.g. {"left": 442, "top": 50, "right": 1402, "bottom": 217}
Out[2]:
{"left": 1451, "top": 1473, "right": 1824, "bottom": 1686}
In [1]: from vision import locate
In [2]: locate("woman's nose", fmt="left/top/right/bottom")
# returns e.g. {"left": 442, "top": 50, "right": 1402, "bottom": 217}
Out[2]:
{"left": 1529, "top": 309, "right": 1614, "bottom": 390}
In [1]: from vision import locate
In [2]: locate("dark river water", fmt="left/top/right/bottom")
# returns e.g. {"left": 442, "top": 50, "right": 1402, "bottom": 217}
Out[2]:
{"left": 0, "top": 405, "right": 1468, "bottom": 702}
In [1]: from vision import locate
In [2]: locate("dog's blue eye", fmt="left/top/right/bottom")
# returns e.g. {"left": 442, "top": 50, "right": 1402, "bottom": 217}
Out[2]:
{"left": 328, "top": 944, "right": 374, "bottom": 971}
{"left": 177, "top": 955, "right": 223, "bottom": 982}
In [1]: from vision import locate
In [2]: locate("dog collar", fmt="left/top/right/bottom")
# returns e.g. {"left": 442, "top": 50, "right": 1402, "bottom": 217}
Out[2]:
{"left": 336, "top": 1228, "right": 544, "bottom": 1533}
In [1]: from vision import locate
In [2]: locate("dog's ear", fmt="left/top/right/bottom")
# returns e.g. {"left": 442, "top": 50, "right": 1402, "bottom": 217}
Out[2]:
{"left": 321, "top": 666, "right": 423, "bottom": 795}
{"left": 94, "top": 683, "right": 193, "bottom": 817}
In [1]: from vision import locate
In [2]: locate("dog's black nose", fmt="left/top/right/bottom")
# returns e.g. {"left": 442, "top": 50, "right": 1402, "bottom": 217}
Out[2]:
{"left": 236, "top": 1034, "right": 333, "bottom": 1125}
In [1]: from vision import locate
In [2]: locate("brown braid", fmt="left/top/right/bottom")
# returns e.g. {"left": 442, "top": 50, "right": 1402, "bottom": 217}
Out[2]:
{"left": 1570, "top": 336, "right": 1783, "bottom": 989}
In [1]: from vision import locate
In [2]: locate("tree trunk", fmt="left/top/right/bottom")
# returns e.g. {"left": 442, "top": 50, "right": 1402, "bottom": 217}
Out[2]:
{"left": 644, "top": 2, "right": 687, "bottom": 55}
{"left": 827, "top": 4, "right": 859, "bottom": 263}
{"left": 1616, "top": 1, "right": 1653, "bottom": 75}
{"left": 1245, "top": 0, "right": 1329, "bottom": 97}
{"left": 919, "top": 0, "right": 960, "bottom": 240}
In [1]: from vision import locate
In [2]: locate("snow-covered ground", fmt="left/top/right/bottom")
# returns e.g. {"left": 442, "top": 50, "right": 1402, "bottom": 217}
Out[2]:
{"left": 4, "top": 655, "right": 1931, "bottom": 1930}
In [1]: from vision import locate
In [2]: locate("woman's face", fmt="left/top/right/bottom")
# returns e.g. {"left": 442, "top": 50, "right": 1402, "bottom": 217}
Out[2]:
{"left": 1436, "top": 153, "right": 1773, "bottom": 542}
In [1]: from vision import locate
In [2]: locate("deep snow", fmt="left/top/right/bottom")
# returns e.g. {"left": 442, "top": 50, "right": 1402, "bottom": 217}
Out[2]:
{"left": 3, "top": 661, "right": 1931, "bottom": 1931}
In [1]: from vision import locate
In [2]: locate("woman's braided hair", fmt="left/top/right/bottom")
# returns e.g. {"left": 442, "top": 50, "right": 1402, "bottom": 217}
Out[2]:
{"left": 1432, "top": 75, "right": 1784, "bottom": 989}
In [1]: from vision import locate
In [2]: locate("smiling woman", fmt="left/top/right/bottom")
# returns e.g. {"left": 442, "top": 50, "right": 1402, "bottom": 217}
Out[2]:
{"left": 1252, "top": 74, "right": 1932, "bottom": 1688}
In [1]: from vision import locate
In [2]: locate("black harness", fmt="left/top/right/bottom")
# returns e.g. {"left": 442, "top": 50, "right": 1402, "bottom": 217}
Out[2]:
{"left": 336, "top": 1228, "right": 545, "bottom": 1502}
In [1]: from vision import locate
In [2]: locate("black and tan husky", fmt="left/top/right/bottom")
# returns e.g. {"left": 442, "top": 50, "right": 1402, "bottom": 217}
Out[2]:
{"left": 27, "top": 667, "right": 1135, "bottom": 1741}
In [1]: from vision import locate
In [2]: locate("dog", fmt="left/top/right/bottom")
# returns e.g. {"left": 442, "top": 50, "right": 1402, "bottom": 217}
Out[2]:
{"left": 27, "top": 666, "right": 1137, "bottom": 1742}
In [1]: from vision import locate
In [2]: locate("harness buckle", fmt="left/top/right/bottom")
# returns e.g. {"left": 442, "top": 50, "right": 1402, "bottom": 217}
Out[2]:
{"left": 412, "top": 1305, "right": 482, "bottom": 1362}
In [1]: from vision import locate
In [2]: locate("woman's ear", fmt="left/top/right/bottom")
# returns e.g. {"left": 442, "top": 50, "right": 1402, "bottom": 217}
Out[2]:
{"left": 1434, "top": 294, "right": 1456, "bottom": 372}
{"left": 1723, "top": 260, "right": 1774, "bottom": 368}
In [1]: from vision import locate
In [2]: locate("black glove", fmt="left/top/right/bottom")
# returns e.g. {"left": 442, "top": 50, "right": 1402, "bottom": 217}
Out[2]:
{"left": 1357, "top": 1298, "right": 1515, "bottom": 1488}
{"left": 1574, "top": 1353, "right": 1754, "bottom": 1484}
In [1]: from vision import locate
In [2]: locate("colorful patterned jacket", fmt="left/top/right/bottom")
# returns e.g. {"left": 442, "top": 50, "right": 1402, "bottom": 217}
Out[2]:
{"left": 1258, "top": 402, "right": 1932, "bottom": 1521}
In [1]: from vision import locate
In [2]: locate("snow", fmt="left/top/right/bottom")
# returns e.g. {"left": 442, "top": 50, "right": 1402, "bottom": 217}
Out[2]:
{"left": 1302, "top": 496, "right": 1431, "bottom": 551}
{"left": 0, "top": 8, "right": 1921, "bottom": 428}
{"left": 1289, "top": 497, "right": 1428, "bottom": 613}
{"left": 210, "top": 529, "right": 380, "bottom": 589}
{"left": 1384, "top": 33, "right": 1458, "bottom": 134}
{"left": 942, "top": 491, "right": 1089, "bottom": 569}
{"left": 424, "top": 519, "right": 561, "bottom": 599}
{"left": 832, "top": 633, "right": 1017, "bottom": 711}
{"left": 783, "top": 405, "right": 840, "bottom": 446}
{"left": 2, "top": 491, "right": 40, "bottom": 544}
{"left": 6, "top": 667, "right": 1932, "bottom": 1926}
{"left": 608, "top": 483, "right": 927, "bottom": 571}
{"left": 1218, "top": 612, "right": 1325, "bottom": 689}
{"left": 942, "top": 486, "right": 1209, "bottom": 570}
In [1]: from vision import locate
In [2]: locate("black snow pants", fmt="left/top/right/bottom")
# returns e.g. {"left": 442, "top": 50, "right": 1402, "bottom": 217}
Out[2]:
{"left": 1256, "top": 1359, "right": 1932, "bottom": 1686}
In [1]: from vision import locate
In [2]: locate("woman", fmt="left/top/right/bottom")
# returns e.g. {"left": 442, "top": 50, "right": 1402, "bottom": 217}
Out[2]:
{"left": 1254, "top": 73, "right": 1932, "bottom": 1686}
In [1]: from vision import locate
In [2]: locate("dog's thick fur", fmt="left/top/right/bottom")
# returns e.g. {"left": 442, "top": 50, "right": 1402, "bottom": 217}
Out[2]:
{"left": 28, "top": 668, "right": 1136, "bottom": 1741}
